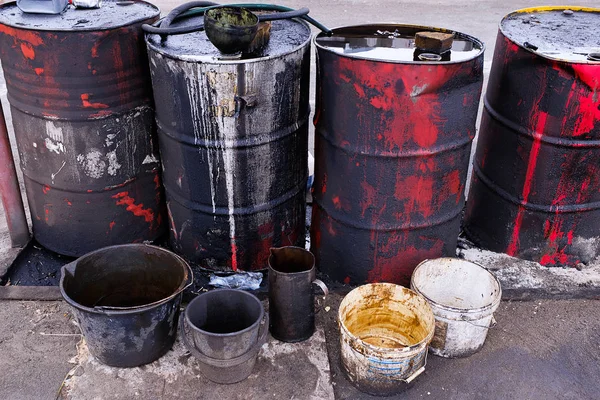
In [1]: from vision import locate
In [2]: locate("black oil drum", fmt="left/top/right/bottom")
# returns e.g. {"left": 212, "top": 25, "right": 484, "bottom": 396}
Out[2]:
{"left": 0, "top": 1, "right": 165, "bottom": 256}
{"left": 145, "top": 13, "right": 310, "bottom": 271}
{"left": 465, "top": 7, "right": 600, "bottom": 267}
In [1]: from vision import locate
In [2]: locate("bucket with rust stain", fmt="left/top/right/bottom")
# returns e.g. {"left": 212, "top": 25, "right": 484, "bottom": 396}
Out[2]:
{"left": 411, "top": 258, "right": 501, "bottom": 358}
{"left": 180, "top": 289, "right": 268, "bottom": 384}
{"left": 338, "top": 283, "right": 435, "bottom": 396}
{"left": 60, "top": 244, "right": 192, "bottom": 367}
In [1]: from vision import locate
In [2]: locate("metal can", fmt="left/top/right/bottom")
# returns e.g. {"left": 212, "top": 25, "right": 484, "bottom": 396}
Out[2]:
{"left": 312, "top": 24, "right": 484, "bottom": 285}
{"left": 465, "top": 7, "right": 600, "bottom": 266}
{"left": 0, "top": 1, "right": 165, "bottom": 256}
{"left": 145, "top": 14, "right": 310, "bottom": 271}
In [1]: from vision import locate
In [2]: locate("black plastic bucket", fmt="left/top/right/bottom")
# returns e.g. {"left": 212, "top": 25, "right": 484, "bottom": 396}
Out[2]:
{"left": 60, "top": 244, "right": 192, "bottom": 367}
{"left": 180, "top": 289, "right": 268, "bottom": 383}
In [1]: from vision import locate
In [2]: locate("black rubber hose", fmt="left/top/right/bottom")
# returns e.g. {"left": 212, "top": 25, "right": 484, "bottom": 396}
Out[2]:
{"left": 257, "top": 7, "right": 309, "bottom": 22}
{"left": 162, "top": 1, "right": 218, "bottom": 28}
{"left": 141, "top": 7, "right": 310, "bottom": 36}
{"left": 142, "top": 1, "right": 218, "bottom": 35}
{"left": 142, "top": 3, "right": 331, "bottom": 37}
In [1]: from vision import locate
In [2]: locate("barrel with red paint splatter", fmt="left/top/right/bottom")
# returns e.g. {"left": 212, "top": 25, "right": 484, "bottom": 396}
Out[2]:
{"left": 0, "top": 2, "right": 165, "bottom": 256}
{"left": 465, "top": 7, "right": 600, "bottom": 267}
{"left": 311, "top": 25, "right": 484, "bottom": 285}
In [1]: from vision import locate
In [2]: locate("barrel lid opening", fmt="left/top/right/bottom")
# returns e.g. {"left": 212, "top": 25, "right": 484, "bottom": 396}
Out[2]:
{"left": 0, "top": 0, "right": 159, "bottom": 31}
{"left": 501, "top": 7, "right": 600, "bottom": 63}
{"left": 145, "top": 12, "right": 310, "bottom": 63}
{"left": 315, "top": 24, "right": 484, "bottom": 64}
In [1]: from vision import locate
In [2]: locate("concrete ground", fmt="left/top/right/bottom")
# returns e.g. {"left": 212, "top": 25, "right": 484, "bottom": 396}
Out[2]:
{"left": 1, "top": 0, "right": 600, "bottom": 399}
{"left": 0, "top": 296, "right": 598, "bottom": 400}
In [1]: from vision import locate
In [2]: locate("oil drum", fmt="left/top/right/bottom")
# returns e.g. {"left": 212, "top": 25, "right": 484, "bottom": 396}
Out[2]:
{"left": 312, "top": 25, "right": 484, "bottom": 285}
{"left": 145, "top": 14, "right": 310, "bottom": 271}
{"left": 465, "top": 7, "right": 600, "bottom": 266}
{"left": 0, "top": 1, "right": 165, "bottom": 256}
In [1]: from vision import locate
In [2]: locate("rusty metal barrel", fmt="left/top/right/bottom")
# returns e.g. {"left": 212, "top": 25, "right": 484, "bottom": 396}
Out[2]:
{"left": 465, "top": 7, "right": 600, "bottom": 267}
{"left": 145, "top": 15, "right": 310, "bottom": 271}
{"left": 0, "top": 1, "right": 165, "bottom": 256}
{"left": 311, "top": 25, "right": 484, "bottom": 285}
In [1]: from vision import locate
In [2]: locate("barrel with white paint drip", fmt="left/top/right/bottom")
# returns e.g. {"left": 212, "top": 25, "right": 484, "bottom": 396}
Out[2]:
{"left": 145, "top": 13, "right": 310, "bottom": 271}
{"left": 410, "top": 257, "right": 502, "bottom": 358}
{"left": 0, "top": 1, "right": 165, "bottom": 256}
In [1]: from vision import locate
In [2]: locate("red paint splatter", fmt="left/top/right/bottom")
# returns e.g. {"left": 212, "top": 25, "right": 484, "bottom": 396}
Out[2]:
{"left": 0, "top": 25, "right": 43, "bottom": 46}
{"left": 343, "top": 276, "right": 351, "bottom": 284}
{"left": 34, "top": 68, "right": 44, "bottom": 75}
{"left": 112, "top": 192, "right": 154, "bottom": 223}
{"left": 231, "top": 242, "right": 238, "bottom": 271}
{"left": 507, "top": 112, "right": 548, "bottom": 256}
{"left": 80, "top": 93, "right": 109, "bottom": 109}
{"left": 109, "top": 221, "right": 116, "bottom": 230}
{"left": 20, "top": 43, "right": 35, "bottom": 59}
{"left": 42, "top": 185, "right": 50, "bottom": 194}
{"left": 332, "top": 196, "right": 341, "bottom": 209}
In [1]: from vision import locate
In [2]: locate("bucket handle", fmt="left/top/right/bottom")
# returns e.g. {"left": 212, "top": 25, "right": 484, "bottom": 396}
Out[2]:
{"left": 313, "top": 279, "right": 328, "bottom": 296}
{"left": 179, "top": 307, "right": 269, "bottom": 367}
{"left": 313, "top": 279, "right": 328, "bottom": 313}
{"left": 402, "top": 350, "right": 427, "bottom": 384}
{"left": 93, "top": 261, "right": 194, "bottom": 313}
{"left": 460, "top": 315, "right": 497, "bottom": 329}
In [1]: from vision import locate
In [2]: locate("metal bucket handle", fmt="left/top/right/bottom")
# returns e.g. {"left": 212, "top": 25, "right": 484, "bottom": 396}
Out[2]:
{"left": 179, "top": 306, "right": 269, "bottom": 366}
{"left": 460, "top": 314, "right": 497, "bottom": 329}
{"left": 313, "top": 278, "right": 328, "bottom": 313}
{"left": 402, "top": 350, "right": 427, "bottom": 384}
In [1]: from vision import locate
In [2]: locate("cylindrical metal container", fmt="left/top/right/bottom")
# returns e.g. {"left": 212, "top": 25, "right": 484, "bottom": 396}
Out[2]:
{"left": 268, "top": 246, "right": 328, "bottom": 342}
{"left": 145, "top": 15, "right": 310, "bottom": 271}
{"left": 312, "top": 25, "right": 484, "bottom": 285}
{"left": 338, "top": 283, "right": 435, "bottom": 396}
{"left": 0, "top": 2, "right": 164, "bottom": 256}
{"left": 465, "top": 7, "right": 600, "bottom": 266}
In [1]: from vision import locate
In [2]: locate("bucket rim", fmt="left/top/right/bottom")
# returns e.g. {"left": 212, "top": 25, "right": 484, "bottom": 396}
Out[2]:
{"left": 59, "top": 243, "right": 191, "bottom": 315}
{"left": 498, "top": 6, "right": 600, "bottom": 65}
{"left": 268, "top": 246, "right": 316, "bottom": 276}
{"left": 185, "top": 288, "right": 264, "bottom": 338}
{"left": 338, "top": 283, "right": 435, "bottom": 355}
{"left": 410, "top": 257, "right": 502, "bottom": 315}
{"left": 314, "top": 23, "right": 485, "bottom": 65}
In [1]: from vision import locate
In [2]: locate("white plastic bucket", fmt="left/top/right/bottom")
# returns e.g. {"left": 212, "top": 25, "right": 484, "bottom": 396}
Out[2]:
{"left": 338, "top": 283, "right": 435, "bottom": 396}
{"left": 410, "top": 257, "right": 502, "bottom": 358}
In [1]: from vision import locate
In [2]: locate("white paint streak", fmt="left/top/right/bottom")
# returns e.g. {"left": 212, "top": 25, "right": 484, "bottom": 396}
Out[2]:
{"left": 142, "top": 154, "right": 159, "bottom": 165}
{"left": 45, "top": 120, "right": 64, "bottom": 142}
{"left": 77, "top": 150, "right": 106, "bottom": 179}
{"left": 44, "top": 137, "right": 65, "bottom": 154}
{"left": 106, "top": 150, "right": 121, "bottom": 176}
{"left": 411, "top": 83, "right": 429, "bottom": 97}
{"left": 105, "top": 133, "right": 116, "bottom": 147}
{"left": 51, "top": 160, "right": 67, "bottom": 183}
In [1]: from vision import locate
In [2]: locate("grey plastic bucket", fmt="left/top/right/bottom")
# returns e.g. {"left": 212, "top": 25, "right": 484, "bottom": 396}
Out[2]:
{"left": 180, "top": 289, "right": 268, "bottom": 384}
{"left": 60, "top": 244, "right": 192, "bottom": 367}
{"left": 411, "top": 257, "right": 502, "bottom": 358}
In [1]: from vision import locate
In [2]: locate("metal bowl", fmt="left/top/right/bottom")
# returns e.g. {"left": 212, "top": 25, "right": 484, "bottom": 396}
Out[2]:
{"left": 204, "top": 7, "right": 259, "bottom": 54}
